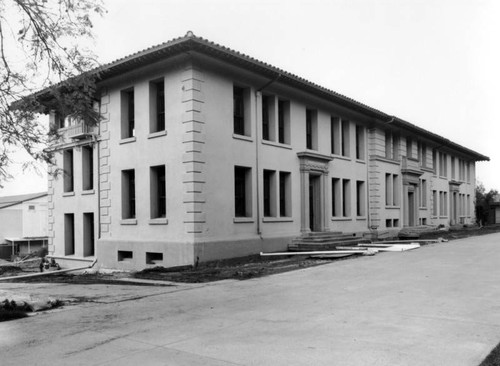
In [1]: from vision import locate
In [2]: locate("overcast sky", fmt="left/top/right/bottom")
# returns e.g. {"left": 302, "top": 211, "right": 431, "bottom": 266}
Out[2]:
{"left": 1, "top": 0, "right": 499, "bottom": 195}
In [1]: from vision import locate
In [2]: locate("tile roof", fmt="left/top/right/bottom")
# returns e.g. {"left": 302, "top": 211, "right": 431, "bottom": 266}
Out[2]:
{"left": 41, "top": 32, "right": 490, "bottom": 161}
{"left": 0, "top": 192, "right": 47, "bottom": 209}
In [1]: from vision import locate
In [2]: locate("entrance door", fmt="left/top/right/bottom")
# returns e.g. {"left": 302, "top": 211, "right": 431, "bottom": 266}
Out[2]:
{"left": 452, "top": 192, "right": 458, "bottom": 225}
{"left": 408, "top": 191, "right": 415, "bottom": 227}
{"left": 309, "top": 175, "right": 321, "bottom": 231}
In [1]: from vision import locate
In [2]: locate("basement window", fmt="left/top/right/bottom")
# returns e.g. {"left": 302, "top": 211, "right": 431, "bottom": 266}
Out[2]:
{"left": 146, "top": 252, "right": 163, "bottom": 265}
{"left": 118, "top": 250, "right": 133, "bottom": 262}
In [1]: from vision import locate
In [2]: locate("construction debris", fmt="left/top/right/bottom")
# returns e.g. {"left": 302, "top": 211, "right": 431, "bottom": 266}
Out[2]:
{"left": 355, "top": 243, "right": 420, "bottom": 252}
{"left": 260, "top": 249, "right": 376, "bottom": 257}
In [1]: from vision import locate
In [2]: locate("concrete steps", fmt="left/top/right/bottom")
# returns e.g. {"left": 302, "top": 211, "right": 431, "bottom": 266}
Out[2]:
{"left": 288, "top": 232, "right": 371, "bottom": 252}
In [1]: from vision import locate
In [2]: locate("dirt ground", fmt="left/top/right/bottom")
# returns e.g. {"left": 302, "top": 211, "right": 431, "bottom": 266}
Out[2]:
{"left": 2, "top": 224, "right": 500, "bottom": 285}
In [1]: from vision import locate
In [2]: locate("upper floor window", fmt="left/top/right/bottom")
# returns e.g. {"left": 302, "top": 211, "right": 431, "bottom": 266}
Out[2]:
{"left": 406, "top": 137, "right": 413, "bottom": 159}
{"left": 355, "top": 125, "right": 365, "bottom": 160}
{"left": 121, "top": 89, "right": 135, "bottom": 139}
{"left": 439, "top": 152, "right": 447, "bottom": 177}
{"left": 306, "top": 109, "right": 318, "bottom": 150}
{"left": 82, "top": 145, "right": 94, "bottom": 191}
{"left": 385, "top": 131, "right": 399, "bottom": 160}
{"left": 63, "top": 149, "right": 74, "bottom": 193}
{"left": 341, "top": 119, "right": 350, "bottom": 157}
{"left": 432, "top": 149, "right": 437, "bottom": 173}
{"left": 234, "top": 86, "right": 251, "bottom": 136}
{"left": 150, "top": 80, "right": 165, "bottom": 133}
{"left": 262, "top": 95, "right": 274, "bottom": 141}
{"left": 278, "top": 99, "right": 290, "bottom": 144}
{"left": 420, "top": 143, "right": 427, "bottom": 167}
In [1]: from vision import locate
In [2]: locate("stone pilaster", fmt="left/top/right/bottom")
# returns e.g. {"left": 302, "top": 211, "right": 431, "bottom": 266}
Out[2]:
{"left": 367, "top": 128, "right": 382, "bottom": 229}
{"left": 181, "top": 64, "right": 206, "bottom": 235}
{"left": 99, "top": 89, "right": 112, "bottom": 236}
{"left": 47, "top": 166, "right": 55, "bottom": 254}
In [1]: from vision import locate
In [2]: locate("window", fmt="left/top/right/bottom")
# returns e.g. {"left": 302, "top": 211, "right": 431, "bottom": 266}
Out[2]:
{"left": 444, "top": 192, "right": 448, "bottom": 216}
{"left": 432, "top": 190, "right": 438, "bottom": 216}
{"left": 150, "top": 165, "right": 166, "bottom": 219}
{"left": 385, "top": 131, "right": 392, "bottom": 159}
{"left": 28, "top": 205, "right": 35, "bottom": 210}
{"left": 439, "top": 191, "right": 448, "bottom": 216}
{"left": 122, "top": 169, "right": 136, "bottom": 219}
{"left": 385, "top": 174, "right": 392, "bottom": 206}
{"left": 342, "top": 179, "right": 351, "bottom": 217}
{"left": 406, "top": 137, "right": 413, "bottom": 158}
{"left": 233, "top": 86, "right": 250, "bottom": 136}
{"left": 83, "top": 212, "right": 95, "bottom": 257}
{"left": 439, "top": 152, "right": 447, "bottom": 177}
{"left": 262, "top": 95, "right": 271, "bottom": 141}
{"left": 235, "top": 166, "right": 252, "bottom": 217}
{"left": 278, "top": 100, "right": 290, "bottom": 144}
{"left": 420, "top": 179, "right": 427, "bottom": 208}
{"left": 433, "top": 149, "right": 437, "bottom": 173}
{"left": 82, "top": 145, "right": 93, "bottom": 191}
{"left": 458, "top": 159, "right": 465, "bottom": 181}
{"left": 385, "top": 131, "right": 399, "bottom": 160}
{"left": 355, "top": 125, "right": 365, "bottom": 160}
{"left": 263, "top": 170, "right": 276, "bottom": 217}
{"left": 467, "top": 194, "right": 471, "bottom": 216}
{"left": 150, "top": 80, "right": 165, "bottom": 133}
{"left": 356, "top": 181, "right": 365, "bottom": 216}
{"left": 451, "top": 156, "right": 456, "bottom": 179}
{"left": 332, "top": 178, "right": 341, "bottom": 217}
{"left": 64, "top": 213, "right": 75, "bottom": 255}
{"left": 331, "top": 117, "right": 340, "bottom": 155}
{"left": 118, "top": 250, "right": 133, "bottom": 261}
{"left": 421, "top": 143, "right": 427, "bottom": 167}
{"left": 263, "top": 170, "right": 291, "bottom": 218}
{"left": 385, "top": 174, "right": 399, "bottom": 206}
{"left": 466, "top": 162, "right": 471, "bottom": 183}
{"left": 121, "top": 89, "right": 135, "bottom": 139}
{"left": 332, "top": 178, "right": 353, "bottom": 218}
{"left": 279, "top": 171, "right": 291, "bottom": 217}
{"left": 341, "top": 119, "right": 350, "bottom": 157}
{"left": 63, "top": 149, "right": 74, "bottom": 193}
{"left": 306, "top": 109, "right": 317, "bottom": 150}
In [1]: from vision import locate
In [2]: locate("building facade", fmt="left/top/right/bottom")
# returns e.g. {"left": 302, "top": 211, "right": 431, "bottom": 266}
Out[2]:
{"left": 44, "top": 33, "right": 489, "bottom": 270}
{"left": 0, "top": 192, "right": 48, "bottom": 258}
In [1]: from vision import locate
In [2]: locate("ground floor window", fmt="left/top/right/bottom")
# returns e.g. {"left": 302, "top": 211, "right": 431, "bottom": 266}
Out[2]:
{"left": 235, "top": 166, "right": 252, "bottom": 217}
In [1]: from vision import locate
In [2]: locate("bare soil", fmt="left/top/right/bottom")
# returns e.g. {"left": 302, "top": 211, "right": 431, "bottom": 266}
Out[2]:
{"left": 2, "top": 224, "right": 500, "bottom": 285}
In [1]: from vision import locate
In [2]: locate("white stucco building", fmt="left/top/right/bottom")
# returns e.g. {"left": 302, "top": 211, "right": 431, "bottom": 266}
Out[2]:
{"left": 42, "top": 33, "right": 489, "bottom": 270}
{"left": 0, "top": 192, "right": 48, "bottom": 258}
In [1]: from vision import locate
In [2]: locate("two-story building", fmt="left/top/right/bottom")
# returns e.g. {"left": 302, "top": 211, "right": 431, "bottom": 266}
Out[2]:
{"left": 41, "top": 32, "right": 489, "bottom": 270}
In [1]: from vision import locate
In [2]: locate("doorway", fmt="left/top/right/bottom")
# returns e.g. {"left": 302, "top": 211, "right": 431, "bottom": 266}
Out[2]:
{"left": 309, "top": 175, "right": 321, "bottom": 232}
{"left": 408, "top": 191, "right": 415, "bottom": 227}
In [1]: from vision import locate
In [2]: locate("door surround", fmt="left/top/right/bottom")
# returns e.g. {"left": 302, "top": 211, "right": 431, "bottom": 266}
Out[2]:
{"left": 297, "top": 151, "right": 332, "bottom": 233}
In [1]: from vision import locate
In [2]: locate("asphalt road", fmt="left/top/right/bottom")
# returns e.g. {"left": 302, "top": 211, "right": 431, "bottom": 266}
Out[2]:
{"left": 2, "top": 232, "right": 500, "bottom": 365}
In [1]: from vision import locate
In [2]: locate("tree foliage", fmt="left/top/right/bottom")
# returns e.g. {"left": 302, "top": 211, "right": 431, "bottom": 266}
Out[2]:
{"left": 0, "top": 0, "right": 105, "bottom": 184}
{"left": 475, "top": 181, "right": 499, "bottom": 225}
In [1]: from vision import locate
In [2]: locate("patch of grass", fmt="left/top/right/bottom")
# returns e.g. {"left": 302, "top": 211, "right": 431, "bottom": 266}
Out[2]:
{"left": 0, "top": 309, "right": 29, "bottom": 322}
{"left": 0, "top": 299, "right": 29, "bottom": 322}
{"left": 479, "top": 341, "right": 500, "bottom": 366}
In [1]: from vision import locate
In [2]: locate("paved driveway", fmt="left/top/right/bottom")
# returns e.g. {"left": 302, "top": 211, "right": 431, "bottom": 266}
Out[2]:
{"left": 2, "top": 232, "right": 500, "bottom": 366}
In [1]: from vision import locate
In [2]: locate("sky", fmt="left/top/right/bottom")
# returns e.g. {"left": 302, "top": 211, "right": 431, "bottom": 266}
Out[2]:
{"left": 1, "top": 0, "right": 499, "bottom": 195}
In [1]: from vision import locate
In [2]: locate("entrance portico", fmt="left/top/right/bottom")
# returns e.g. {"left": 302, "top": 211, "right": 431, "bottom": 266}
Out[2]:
{"left": 297, "top": 152, "right": 332, "bottom": 233}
